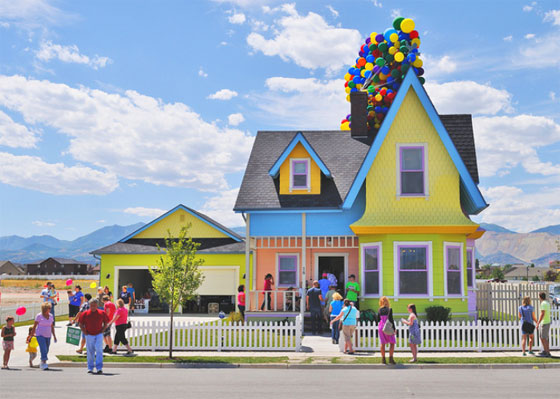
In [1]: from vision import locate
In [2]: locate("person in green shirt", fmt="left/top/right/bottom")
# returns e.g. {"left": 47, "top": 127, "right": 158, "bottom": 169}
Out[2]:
{"left": 536, "top": 292, "right": 551, "bottom": 357}
{"left": 345, "top": 275, "right": 360, "bottom": 309}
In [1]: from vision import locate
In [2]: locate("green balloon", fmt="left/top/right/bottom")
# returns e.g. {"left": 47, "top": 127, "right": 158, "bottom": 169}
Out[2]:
{"left": 367, "top": 86, "right": 375, "bottom": 93}
{"left": 378, "top": 42, "right": 388, "bottom": 53}
{"left": 369, "top": 43, "right": 378, "bottom": 51}
{"left": 400, "top": 39, "right": 408, "bottom": 46}
{"left": 393, "top": 17, "right": 404, "bottom": 30}
{"left": 419, "top": 77, "right": 426, "bottom": 84}
{"left": 372, "top": 74, "right": 380, "bottom": 83}
{"left": 400, "top": 45, "right": 409, "bottom": 54}
{"left": 348, "top": 81, "right": 356, "bottom": 88}
{"left": 401, "top": 64, "right": 410, "bottom": 73}
{"left": 391, "top": 69, "right": 400, "bottom": 78}
{"left": 375, "top": 57, "right": 386, "bottom": 67}
{"left": 384, "top": 54, "right": 394, "bottom": 63}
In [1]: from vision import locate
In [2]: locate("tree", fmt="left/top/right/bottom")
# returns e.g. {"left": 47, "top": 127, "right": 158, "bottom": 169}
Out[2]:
{"left": 531, "top": 275, "right": 540, "bottom": 282}
{"left": 544, "top": 269, "right": 559, "bottom": 282}
{"left": 149, "top": 226, "right": 204, "bottom": 358}
{"left": 481, "top": 264, "right": 492, "bottom": 278}
{"left": 491, "top": 267, "right": 504, "bottom": 280}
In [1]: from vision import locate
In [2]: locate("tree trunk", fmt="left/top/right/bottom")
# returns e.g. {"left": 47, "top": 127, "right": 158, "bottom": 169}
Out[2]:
{"left": 169, "top": 297, "right": 174, "bottom": 359}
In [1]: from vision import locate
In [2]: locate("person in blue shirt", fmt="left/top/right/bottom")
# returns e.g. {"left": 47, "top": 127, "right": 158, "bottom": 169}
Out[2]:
{"left": 318, "top": 274, "right": 330, "bottom": 304}
{"left": 67, "top": 285, "right": 84, "bottom": 326}
{"left": 306, "top": 281, "right": 324, "bottom": 335}
{"left": 330, "top": 299, "right": 358, "bottom": 354}
{"left": 127, "top": 283, "right": 136, "bottom": 314}
{"left": 329, "top": 292, "right": 344, "bottom": 344}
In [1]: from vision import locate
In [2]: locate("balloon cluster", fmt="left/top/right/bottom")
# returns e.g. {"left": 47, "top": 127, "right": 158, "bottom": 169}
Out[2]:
{"left": 340, "top": 17, "right": 425, "bottom": 131}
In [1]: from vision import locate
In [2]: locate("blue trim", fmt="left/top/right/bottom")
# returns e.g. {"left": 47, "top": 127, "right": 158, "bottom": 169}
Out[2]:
{"left": 234, "top": 208, "right": 343, "bottom": 214}
{"left": 342, "top": 69, "right": 488, "bottom": 214}
{"left": 268, "top": 132, "right": 331, "bottom": 178}
{"left": 119, "top": 204, "right": 243, "bottom": 242}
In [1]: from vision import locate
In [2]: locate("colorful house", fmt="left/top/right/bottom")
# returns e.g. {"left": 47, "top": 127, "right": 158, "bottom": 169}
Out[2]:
{"left": 234, "top": 70, "right": 488, "bottom": 319}
{"left": 92, "top": 204, "right": 247, "bottom": 313}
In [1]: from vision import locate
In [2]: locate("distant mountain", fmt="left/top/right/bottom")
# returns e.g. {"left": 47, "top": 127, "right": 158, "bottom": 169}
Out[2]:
{"left": 0, "top": 222, "right": 145, "bottom": 264}
{"left": 479, "top": 223, "right": 516, "bottom": 234}
{"left": 230, "top": 226, "right": 246, "bottom": 236}
{"left": 531, "top": 252, "right": 560, "bottom": 266}
{"left": 479, "top": 251, "right": 527, "bottom": 266}
{"left": 531, "top": 225, "right": 560, "bottom": 235}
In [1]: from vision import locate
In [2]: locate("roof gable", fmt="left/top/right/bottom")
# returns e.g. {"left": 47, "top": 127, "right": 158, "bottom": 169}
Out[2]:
{"left": 342, "top": 69, "right": 488, "bottom": 215}
{"left": 119, "top": 205, "right": 243, "bottom": 242}
{"left": 268, "top": 132, "right": 331, "bottom": 178}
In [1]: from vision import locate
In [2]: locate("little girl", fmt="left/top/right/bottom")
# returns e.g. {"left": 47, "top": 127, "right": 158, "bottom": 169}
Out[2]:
{"left": 401, "top": 303, "right": 421, "bottom": 363}
{"left": 2, "top": 315, "right": 16, "bottom": 369}
{"left": 26, "top": 326, "right": 39, "bottom": 367}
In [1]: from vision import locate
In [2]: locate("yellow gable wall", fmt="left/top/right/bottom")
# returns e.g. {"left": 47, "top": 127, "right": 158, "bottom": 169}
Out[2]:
{"left": 353, "top": 88, "right": 476, "bottom": 228}
{"left": 279, "top": 142, "right": 321, "bottom": 195}
{"left": 134, "top": 208, "right": 229, "bottom": 239}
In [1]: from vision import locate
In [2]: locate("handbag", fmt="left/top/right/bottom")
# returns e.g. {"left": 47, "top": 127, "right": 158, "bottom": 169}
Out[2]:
{"left": 382, "top": 308, "right": 395, "bottom": 336}
{"left": 126, "top": 321, "right": 132, "bottom": 330}
{"left": 521, "top": 321, "right": 535, "bottom": 334}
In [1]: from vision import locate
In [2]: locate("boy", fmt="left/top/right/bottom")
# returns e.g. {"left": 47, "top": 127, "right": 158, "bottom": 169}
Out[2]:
{"left": 2, "top": 316, "right": 16, "bottom": 369}
{"left": 345, "top": 274, "right": 360, "bottom": 310}
{"left": 536, "top": 292, "right": 552, "bottom": 357}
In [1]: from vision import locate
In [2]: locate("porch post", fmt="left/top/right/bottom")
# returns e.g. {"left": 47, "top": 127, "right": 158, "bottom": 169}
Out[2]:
{"left": 300, "top": 213, "right": 307, "bottom": 320}
{"left": 245, "top": 213, "right": 251, "bottom": 311}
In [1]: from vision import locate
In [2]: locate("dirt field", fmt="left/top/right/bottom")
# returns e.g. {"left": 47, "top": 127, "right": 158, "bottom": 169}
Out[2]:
{"left": 0, "top": 279, "right": 98, "bottom": 306}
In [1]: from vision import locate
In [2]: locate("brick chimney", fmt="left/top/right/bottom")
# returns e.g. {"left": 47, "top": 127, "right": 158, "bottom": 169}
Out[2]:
{"left": 350, "top": 91, "right": 369, "bottom": 139}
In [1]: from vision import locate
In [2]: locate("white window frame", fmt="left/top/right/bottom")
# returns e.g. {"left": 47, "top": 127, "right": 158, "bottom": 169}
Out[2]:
{"left": 466, "top": 246, "right": 475, "bottom": 290}
{"left": 396, "top": 143, "right": 429, "bottom": 199}
{"left": 290, "top": 158, "right": 311, "bottom": 192}
{"left": 443, "top": 242, "right": 464, "bottom": 297}
{"left": 393, "top": 241, "right": 433, "bottom": 298}
{"left": 276, "top": 253, "right": 300, "bottom": 288}
{"left": 360, "top": 242, "right": 383, "bottom": 297}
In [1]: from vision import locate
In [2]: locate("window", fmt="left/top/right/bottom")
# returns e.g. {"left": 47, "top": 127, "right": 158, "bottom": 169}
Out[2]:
{"left": 362, "top": 244, "right": 382, "bottom": 296}
{"left": 466, "top": 248, "right": 474, "bottom": 288}
{"left": 445, "top": 244, "right": 463, "bottom": 296}
{"left": 398, "top": 145, "right": 426, "bottom": 196}
{"left": 291, "top": 159, "right": 309, "bottom": 190}
{"left": 398, "top": 245, "right": 429, "bottom": 295}
{"left": 277, "top": 255, "right": 298, "bottom": 287}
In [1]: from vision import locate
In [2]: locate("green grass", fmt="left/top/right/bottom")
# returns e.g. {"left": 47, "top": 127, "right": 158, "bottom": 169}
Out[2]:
{"left": 348, "top": 356, "right": 560, "bottom": 364}
{"left": 57, "top": 355, "right": 289, "bottom": 364}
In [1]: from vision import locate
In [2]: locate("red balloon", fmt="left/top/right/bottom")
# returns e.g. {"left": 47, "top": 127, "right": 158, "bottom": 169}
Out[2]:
{"left": 409, "top": 30, "right": 419, "bottom": 39}
{"left": 16, "top": 306, "right": 26, "bottom": 316}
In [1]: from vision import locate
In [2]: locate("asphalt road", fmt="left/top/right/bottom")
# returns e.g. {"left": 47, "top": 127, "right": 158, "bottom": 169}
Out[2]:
{"left": 1, "top": 367, "right": 556, "bottom": 398}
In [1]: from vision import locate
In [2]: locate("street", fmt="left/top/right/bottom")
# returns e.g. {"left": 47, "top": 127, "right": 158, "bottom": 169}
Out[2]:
{"left": 1, "top": 367, "right": 557, "bottom": 398}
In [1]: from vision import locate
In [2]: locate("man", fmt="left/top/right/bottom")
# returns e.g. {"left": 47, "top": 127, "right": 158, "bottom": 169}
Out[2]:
{"left": 102, "top": 295, "right": 116, "bottom": 353}
{"left": 75, "top": 293, "right": 92, "bottom": 354}
{"left": 67, "top": 285, "right": 84, "bottom": 326}
{"left": 306, "top": 281, "right": 323, "bottom": 335}
{"left": 79, "top": 299, "right": 109, "bottom": 374}
{"left": 40, "top": 282, "right": 56, "bottom": 321}
{"left": 345, "top": 274, "right": 360, "bottom": 310}
{"left": 127, "top": 283, "right": 136, "bottom": 314}
{"left": 536, "top": 292, "right": 552, "bottom": 357}
{"left": 323, "top": 284, "right": 338, "bottom": 323}
{"left": 318, "top": 273, "right": 331, "bottom": 304}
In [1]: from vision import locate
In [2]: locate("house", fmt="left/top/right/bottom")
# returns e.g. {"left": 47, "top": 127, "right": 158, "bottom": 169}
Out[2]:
{"left": 234, "top": 70, "right": 488, "bottom": 319}
{"left": 91, "top": 204, "right": 248, "bottom": 314}
{"left": 504, "top": 266, "right": 546, "bottom": 281}
{"left": 25, "top": 257, "right": 89, "bottom": 275}
{"left": 0, "top": 260, "right": 24, "bottom": 275}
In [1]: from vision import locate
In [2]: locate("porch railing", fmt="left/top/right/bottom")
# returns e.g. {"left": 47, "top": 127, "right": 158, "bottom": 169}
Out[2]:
{"left": 247, "top": 290, "right": 300, "bottom": 312}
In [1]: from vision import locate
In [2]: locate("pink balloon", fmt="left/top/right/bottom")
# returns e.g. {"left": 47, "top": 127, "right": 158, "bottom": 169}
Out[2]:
{"left": 66, "top": 279, "right": 73, "bottom": 286}
{"left": 16, "top": 306, "right": 26, "bottom": 316}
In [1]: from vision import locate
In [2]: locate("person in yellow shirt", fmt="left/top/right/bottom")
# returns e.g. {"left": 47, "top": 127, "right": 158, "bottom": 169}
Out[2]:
{"left": 536, "top": 292, "right": 552, "bottom": 357}
{"left": 26, "top": 326, "right": 39, "bottom": 367}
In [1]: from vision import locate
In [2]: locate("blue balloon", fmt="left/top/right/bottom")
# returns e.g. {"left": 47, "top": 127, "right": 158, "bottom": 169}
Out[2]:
{"left": 353, "top": 76, "right": 361, "bottom": 84}
{"left": 381, "top": 66, "right": 390, "bottom": 75}
{"left": 348, "top": 67, "right": 354, "bottom": 74}
{"left": 366, "top": 55, "right": 375, "bottom": 63}
{"left": 383, "top": 28, "right": 398, "bottom": 42}
{"left": 350, "top": 88, "right": 358, "bottom": 92}
{"left": 364, "top": 70, "right": 372, "bottom": 78}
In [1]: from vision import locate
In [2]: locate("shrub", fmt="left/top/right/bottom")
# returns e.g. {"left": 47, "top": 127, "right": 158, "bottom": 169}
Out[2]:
{"left": 425, "top": 306, "right": 452, "bottom": 323}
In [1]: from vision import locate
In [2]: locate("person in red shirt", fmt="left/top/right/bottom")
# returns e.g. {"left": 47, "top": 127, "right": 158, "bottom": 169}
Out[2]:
{"left": 260, "top": 274, "right": 274, "bottom": 311}
{"left": 79, "top": 299, "right": 109, "bottom": 374}
{"left": 102, "top": 296, "right": 116, "bottom": 353}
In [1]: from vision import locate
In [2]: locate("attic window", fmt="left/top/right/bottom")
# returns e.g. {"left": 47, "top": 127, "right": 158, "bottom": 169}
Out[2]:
{"left": 290, "top": 159, "right": 310, "bottom": 191}
{"left": 397, "top": 144, "right": 428, "bottom": 197}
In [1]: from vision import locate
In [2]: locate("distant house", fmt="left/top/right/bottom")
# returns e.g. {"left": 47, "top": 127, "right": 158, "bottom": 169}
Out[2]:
{"left": 25, "top": 257, "right": 89, "bottom": 275}
{"left": 550, "top": 260, "right": 560, "bottom": 270}
{"left": 89, "top": 264, "right": 101, "bottom": 274}
{"left": 504, "top": 266, "right": 546, "bottom": 281}
{"left": 0, "top": 260, "right": 24, "bottom": 275}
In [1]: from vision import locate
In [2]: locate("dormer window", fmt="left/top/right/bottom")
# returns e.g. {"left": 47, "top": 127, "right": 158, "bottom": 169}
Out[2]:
{"left": 397, "top": 143, "right": 428, "bottom": 197}
{"left": 290, "top": 159, "right": 310, "bottom": 191}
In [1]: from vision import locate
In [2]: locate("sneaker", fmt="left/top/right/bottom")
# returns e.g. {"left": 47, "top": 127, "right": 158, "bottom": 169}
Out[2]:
{"left": 66, "top": 322, "right": 72, "bottom": 326}
{"left": 538, "top": 351, "right": 547, "bottom": 356}
{"left": 96, "top": 369, "right": 103, "bottom": 374}
{"left": 529, "top": 350, "right": 535, "bottom": 355}
{"left": 87, "top": 370, "right": 94, "bottom": 374}
{"left": 124, "top": 351, "right": 134, "bottom": 356}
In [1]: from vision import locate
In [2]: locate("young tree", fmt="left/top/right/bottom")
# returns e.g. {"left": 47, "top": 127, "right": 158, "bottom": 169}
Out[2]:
{"left": 149, "top": 226, "right": 204, "bottom": 358}
{"left": 491, "top": 267, "right": 505, "bottom": 280}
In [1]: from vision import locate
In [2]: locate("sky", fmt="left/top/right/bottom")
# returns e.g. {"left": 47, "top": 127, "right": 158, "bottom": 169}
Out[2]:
{"left": 0, "top": 0, "right": 559, "bottom": 240}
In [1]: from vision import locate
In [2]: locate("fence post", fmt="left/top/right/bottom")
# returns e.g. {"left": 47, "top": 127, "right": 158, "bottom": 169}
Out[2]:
{"left": 476, "top": 319, "right": 482, "bottom": 352}
{"left": 151, "top": 320, "right": 156, "bottom": 352}
{"left": 218, "top": 318, "right": 222, "bottom": 352}
{"left": 295, "top": 315, "right": 302, "bottom": 352}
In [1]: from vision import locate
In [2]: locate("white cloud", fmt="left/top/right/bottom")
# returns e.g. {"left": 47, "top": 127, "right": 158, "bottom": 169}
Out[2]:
{"left": 550, "top": 91, "right": 557, "bottom": 101}
{"left": 200, "top": 188, "right": 244, "bottom": 227}
{"left": 212, "top": 0, "right": 270, "bottom": 7}
{"left": 503, "top": 35, "right": 513, "bottom": 42}
{"left": 227, "top": 113, "right": 245, "bottom": 126}
{"left": 326, "top": 5, "right": 339, "bottom": 18}
{"left": 32, "top": 220, "right": 55, "bottom": 227}
{"left": 390, "top": 9, "right": 401, "bottom": 19}
{"left": 422, "top": 55, "right": 458, "bottom": 76}
{"left": 246, "top": 4, "right": 362, "bottom": 74}
{"left": 425, "top": 81, "right": 513, "bottom": 115}
{"left": 523, "top": 2, "right": 536, "bottom": 12}
{"left": 0, "top": 152, "right": 118, "bottom": 195}
{"left": 198, "top": 67, "right": 208, "bottom": 78}
{"left": 207, "top": 88, "right": 238, "bottom": 100}
{"left": 123, "top": 207, "right": 165, "bottom": 218}
{"left": 0, "top": 75, "right": 254, "bottom": 192}
{"left": 372, "top": 0, "right": 383, "bottom": 8}
{"left": 517, "top": 36, "right": 560, "bottom": 68}
{"left": 228, "top": 12, "right": 246, "bottom": 24}
{"left": 97, "top": 219, "right": 106, "bottom": 223}
{"left": 36, "top": 41, "right": 111, "bottom": 70}
{"left": 0, "top": 110, "right": 39, "bottom": 148}
{"left": 0, "top": 0, "right": 70, "bottom": 28}
{"left": 249, "top": 19, "right": 269, "bottom": 32}
{"left": 524, "top": 33, "right": 536, "bottom": 39}
{"left": 544, "top": 9, "right": 560, "bottom": 25}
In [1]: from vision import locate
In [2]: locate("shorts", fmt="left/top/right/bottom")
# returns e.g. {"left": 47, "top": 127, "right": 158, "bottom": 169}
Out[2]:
{"left": 342, "top": 325, "right": 356, "bottom": 341}
{"left": 540, "top": 323, "right": 551, "bottom": 341}
{"left": 69, "top": 304, "right": 80, "bottom": 317}
{"left": 2, "top": 341, "right": 14, "bottom": 351}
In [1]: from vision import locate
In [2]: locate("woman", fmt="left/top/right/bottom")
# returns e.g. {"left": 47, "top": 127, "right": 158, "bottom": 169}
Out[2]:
{"left": 330, "top": 299, "right": 358, "bottom": 354}
{"left": 104, "top": 286, "right": 113, "bottom": 301}
{"left": 237, "top": 285, "right": 246, "bottom": 320}
{"left": 378, "top": 296, "right": 396, "bottom": 364}
{"left": 329, "top": 292, "right": 343, "bottom": 344}
{"left": 519, "top": 296, "right": 537, "bottom": 356}
{"left": 401, "top": 303, "right": 421, "bottom": 363}
{"left": 30, "top": 302, "right": 57, "bottom": 370}
{"left": 110, "top": 299, "right": 133, "bottom": 355}
{"left": 260, "top": 274, "right": 274, "bottom": 311}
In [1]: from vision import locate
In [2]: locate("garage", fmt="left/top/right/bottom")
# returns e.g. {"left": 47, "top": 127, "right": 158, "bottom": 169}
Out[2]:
{"left": 184, "top": 266, "right": 239, "bottom": 314}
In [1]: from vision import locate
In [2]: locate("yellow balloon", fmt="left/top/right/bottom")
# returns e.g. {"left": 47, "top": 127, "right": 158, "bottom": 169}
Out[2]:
{"left": 345, "top": 86, "right": 351, "bottom": 94}
{"left": 365, "top": 62, "right": 374, "bottom": 70}
{"left": 401, "top": 18, "right": 415, "bottom": 34}
{"left": 344, "top": 73, "right": 352, "bottom": 81}
{"left": 413, "top": 58, "right": 423, "bottom": 68}
{"left": 340, "top": 122, "right": 350, "bottom": 131}
{"left": 346, "top": 94, "right": 351, "bottom": 102}
{"left": 356, "top": 84, "right": 362, "bottom": 90}
{"left": 360, "top": 69, "right": 366, "bottom": 77}
{"left": 375, "top": 94, "right": 382, "bottom": 102}
{"left": 411, "top": 38, "right": 421, "bottom": 48}
{"left": 90, "top": 282, "right": 97, "bottom": 289}
{"left": 370, "top": 32, "right": 378, "bottom": 43}
{"left": 394, "top": 52, "right": 404, "bottom": 62}
{"left": 388, "top": 47, "right": 397, "bottom": 55}
{"left": 374, "top": 123, "right": 380, "bottom": 129}
{"left": 389, "top": 33, "right": 398, "bottom": 42}
{"left": 378, "top": 73, "right": 387, "bottom": 80}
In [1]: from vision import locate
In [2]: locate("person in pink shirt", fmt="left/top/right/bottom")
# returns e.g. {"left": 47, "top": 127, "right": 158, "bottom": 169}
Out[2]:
{"left": 260, "top": 274, "right": 274, "bottom": 311}
{"left": 109, "top": 299, "right": 133, "bottom": 355}
{"left": 237, "top": 285, "right": 246, "bottom": 320}
{"left": 102, "top": 296, "right": 116, "bottom": 353}
{"left": 30, "top": 302, "right": 57, "bottom": 370}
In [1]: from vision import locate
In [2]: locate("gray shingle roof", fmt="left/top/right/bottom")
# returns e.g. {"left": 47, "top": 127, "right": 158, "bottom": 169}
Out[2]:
{"left": 235, "top": 115, "right": 480, "bottom": 210}
{"left": 91, "top": 241, "right": 246, "bottom": 255}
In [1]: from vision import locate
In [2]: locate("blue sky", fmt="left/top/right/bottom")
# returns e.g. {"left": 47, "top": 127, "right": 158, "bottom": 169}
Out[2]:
{"left": 0, "top": 0, "right": 559, "bottom": 239}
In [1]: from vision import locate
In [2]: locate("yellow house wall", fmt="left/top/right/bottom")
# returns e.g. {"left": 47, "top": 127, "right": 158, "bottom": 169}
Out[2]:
{"left": 279, "top": 142, "right": 321, "bottom": 195}
{"left": 352, "top": 88, "right": 477, "bottom": 228}
{"left": 134, "top": 208, "right": 228, "bottom": 239}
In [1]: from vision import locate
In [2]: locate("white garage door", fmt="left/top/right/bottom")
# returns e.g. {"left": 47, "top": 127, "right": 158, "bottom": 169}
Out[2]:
{"left": 196, "top": 267, "right": 237, "bottom": 296}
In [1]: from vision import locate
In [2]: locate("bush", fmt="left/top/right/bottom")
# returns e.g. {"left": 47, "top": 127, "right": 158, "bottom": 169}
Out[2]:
{"left": 359, "top": 309, "right": 377, "bottom": 323}
{"left": 425, "top": 306, "right": 452, "bottom": 323}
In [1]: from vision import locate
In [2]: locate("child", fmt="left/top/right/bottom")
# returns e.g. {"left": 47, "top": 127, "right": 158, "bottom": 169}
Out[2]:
{"left": 26, "top": 326, "right": 38, "bottom": 367}
{"left": 401, "top": 303, "right": 421, "bottom": 363}
{"left": 2, "top": 316, "right": 16, "bottom": 369}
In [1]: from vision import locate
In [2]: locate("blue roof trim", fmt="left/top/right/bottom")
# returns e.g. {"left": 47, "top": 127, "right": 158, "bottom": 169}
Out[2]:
{"left": 268, "top": 132, "right": 332, "bottom": 178}
{"left": 119, "top": 204, "right": 243, "bottom": 242}
{"left": 342, "top": 69, "right": 488, "bottom": 214}
{"left": 235, "top": 208, "right": 343, "bottom": 214}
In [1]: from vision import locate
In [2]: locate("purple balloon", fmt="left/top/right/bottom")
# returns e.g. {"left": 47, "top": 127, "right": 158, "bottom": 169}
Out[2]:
{"left": 375, "top": 34, "right": 384, "bottom": 43}
{"left": 373, "top": 65, "right": 381, "bottom": 74}
{"left": 365, "top": 37, "right": 371, "bottom": 44}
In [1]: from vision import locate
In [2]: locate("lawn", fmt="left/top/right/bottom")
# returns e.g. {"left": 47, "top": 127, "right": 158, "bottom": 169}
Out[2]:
{"left": 341, "top": 356, "right": 560, "bottom": 364}
{"left": 57, "top": 355, "right": 290, "bottom": 364}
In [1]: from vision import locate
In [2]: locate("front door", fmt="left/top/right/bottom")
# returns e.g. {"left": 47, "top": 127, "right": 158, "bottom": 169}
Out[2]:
{"left": 317, "top": 255, "right": 346, "bottom": 292}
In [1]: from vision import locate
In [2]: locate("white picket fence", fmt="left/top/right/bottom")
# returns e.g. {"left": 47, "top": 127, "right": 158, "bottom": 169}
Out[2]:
{"left": 0, "top": 300, "right": 69, "bottom": 323}
{"left": 127, "top": 316, "right": 303, "bottom": 352}
{"left": 353, "top": 320, "right": 560, "bottom": 352}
